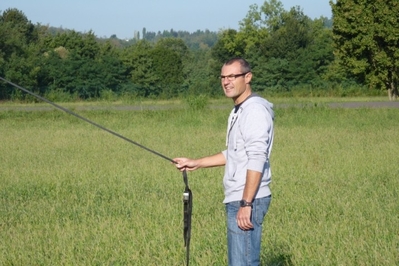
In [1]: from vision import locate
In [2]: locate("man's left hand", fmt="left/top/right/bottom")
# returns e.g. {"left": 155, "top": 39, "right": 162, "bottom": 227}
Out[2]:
{"left": 236, "top": 207, "right": 253, "bottom": 230}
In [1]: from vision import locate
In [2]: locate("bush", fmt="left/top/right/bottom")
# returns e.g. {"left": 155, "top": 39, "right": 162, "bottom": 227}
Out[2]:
{"left": 99, "top": 89, "right": 117, "bottom": 102}
{"left": 184, "top": 94, "right": 209, "bottom": 110}
{"left": 44, "top": 88, "right": 74, "bottom": 102}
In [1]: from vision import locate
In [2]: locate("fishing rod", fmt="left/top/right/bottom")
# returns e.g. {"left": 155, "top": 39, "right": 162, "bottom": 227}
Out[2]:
{"left": 0, "top": 77, "right": 174, "bottom": 163}
{"left": 0, "top": 76, "right": 193, "bottom": 266}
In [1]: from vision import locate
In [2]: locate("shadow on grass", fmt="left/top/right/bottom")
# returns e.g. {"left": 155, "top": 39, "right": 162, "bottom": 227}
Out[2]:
{"left": 261, "top": 246, "right": 293, "bottom": 266}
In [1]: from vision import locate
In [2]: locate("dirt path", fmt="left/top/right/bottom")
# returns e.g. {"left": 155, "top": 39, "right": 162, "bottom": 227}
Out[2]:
{"left": 327, "top": 101, "right": 399, "bottom": 108}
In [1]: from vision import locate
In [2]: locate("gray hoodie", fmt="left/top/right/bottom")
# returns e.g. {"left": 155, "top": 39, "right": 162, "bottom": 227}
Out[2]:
{"left": 222, "top": 95, "right": 274, "bottom": 203}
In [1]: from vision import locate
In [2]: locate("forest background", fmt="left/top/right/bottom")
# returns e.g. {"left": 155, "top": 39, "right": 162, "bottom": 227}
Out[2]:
{"left": 0, "top": 0, "right": 398, "bottom": 101}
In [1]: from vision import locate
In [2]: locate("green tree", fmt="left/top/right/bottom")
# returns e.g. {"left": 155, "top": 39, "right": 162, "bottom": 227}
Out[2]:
{"left": 237, "top": 4, "right": 270, "bottom": 55}
{"left": 150, "top": 46, "right": 182, "bottom": 97}
{"left": 40, "top": 30, "right": 126, "bottom": 99}
{"left": 331, "top": 0, "right": 399, "bottom": 100}
{"left": 0, "top": 8, "right": 37, "bottom": 59}
{"left": 97, "top": 41, "right": 128, "bottom": 93}
{"left": 44, "top": 30, "right": 100, "bottom": 60}
{"left": 121, "top": 40, "right": 158, "bottom": 97}
{"left": 184, "top": 49, "right": 219, "bottom": 96}
{"left": 42, "top": 50, "right": 101, "bottom": 98}
{"left": 151, "top": 38, "right": 189, "bottom": 97}
{"left": 211, "top": 29, "right": 243, "bottom": 62}
{"left": 0, "top": 8, "right": 41, "bottom": 99}
{"left": 210, "top": 28, "right": 247, "bottom": 82}
{"left": 261, "top": 5, "right": 333, "bottom": 90}
{"left": 211, "top": 1, "right": 334, "bottom": 92}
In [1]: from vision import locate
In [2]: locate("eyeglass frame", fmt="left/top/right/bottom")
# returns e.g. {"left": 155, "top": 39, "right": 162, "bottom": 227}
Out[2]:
{"left": 219, "top": 71, "right": 250, "bottom": 81}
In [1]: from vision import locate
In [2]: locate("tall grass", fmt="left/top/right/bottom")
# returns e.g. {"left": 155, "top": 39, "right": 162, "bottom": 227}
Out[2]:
{"left": 0, "top": 102, "right": 398, "bottom": 265}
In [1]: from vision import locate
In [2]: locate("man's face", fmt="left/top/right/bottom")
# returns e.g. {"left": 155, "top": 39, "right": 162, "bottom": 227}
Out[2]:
{"left": 220, "top": 62, "right": 252, "bottom": 104}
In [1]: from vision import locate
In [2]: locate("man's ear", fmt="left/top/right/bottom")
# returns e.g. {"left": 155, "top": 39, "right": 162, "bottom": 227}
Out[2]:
{"left": 245, "top": 72, "right": 253, "bottom": 84}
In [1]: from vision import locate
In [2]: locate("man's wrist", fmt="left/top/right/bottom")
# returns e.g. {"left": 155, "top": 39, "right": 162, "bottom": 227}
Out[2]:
{"left": 240, "top": 199, "right": 253, "bottom": 207}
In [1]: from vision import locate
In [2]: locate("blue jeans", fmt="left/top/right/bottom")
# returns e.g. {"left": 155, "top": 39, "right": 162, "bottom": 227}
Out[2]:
{"left": 225, "top": 195, "right": 271, "bottom": 266}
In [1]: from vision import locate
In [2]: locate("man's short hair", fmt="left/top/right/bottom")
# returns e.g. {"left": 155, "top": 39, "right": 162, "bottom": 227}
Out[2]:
{"left": 224, "top": 57, "right": 251, "bottom": 73}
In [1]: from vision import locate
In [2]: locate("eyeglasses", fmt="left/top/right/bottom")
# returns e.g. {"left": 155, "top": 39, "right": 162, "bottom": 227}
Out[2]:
{"left": 219, "top": 72, "right": 249, "bottom": 81}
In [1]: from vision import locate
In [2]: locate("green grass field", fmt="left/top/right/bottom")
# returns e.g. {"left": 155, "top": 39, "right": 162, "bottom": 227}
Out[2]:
{"left": 0, "top": 99, "right": 398, "bottom": 265}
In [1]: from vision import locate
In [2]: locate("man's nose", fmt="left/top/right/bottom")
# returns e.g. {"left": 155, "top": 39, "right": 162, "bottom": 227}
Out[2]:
{"left": 222, "top": 77, "right": 231, "bottom": 84}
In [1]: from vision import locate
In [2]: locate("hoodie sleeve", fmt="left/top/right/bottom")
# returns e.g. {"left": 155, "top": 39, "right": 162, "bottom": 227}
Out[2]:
{"left": 240, "top": 103, "right": 273, "bottom": 173}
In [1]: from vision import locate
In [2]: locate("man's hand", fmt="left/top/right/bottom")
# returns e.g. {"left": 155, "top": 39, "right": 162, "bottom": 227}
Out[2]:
{"left": 236, "top": 206, "right": 253, "bottom": 230}
{"left": 173, "top": 158, "right": 199, "bottom": 172}
{"left": 173, "top": 153, "right": 226, "bottom": 172}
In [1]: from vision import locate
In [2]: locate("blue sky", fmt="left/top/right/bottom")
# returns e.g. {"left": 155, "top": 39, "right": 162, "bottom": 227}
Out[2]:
{"left": 1, "top": 0, "right": 332, "bottom": 39}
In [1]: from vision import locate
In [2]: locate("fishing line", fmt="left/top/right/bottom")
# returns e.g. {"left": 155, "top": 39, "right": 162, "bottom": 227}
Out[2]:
{"left": 1, "top": 76, "right": 193, "bottom": 266}
{"left": 0, "top": 77, "right": 175, "bottom": 163}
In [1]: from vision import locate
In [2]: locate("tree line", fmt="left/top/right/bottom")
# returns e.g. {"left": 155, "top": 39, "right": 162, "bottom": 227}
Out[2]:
{"left": 0, "top": 0, "right": 397, "bottom": 101}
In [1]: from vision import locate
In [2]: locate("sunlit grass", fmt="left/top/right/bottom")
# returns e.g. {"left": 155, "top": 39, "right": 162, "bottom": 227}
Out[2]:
{"left": 0, "top": 102, "right": 398, "bottom": 265}
{"left": 0, "top": 95, "right": 390, "bottom": 108}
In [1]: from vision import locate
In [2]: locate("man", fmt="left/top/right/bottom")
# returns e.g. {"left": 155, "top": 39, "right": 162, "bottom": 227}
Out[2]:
{"left": 174, "top": 57, "right": 274, "bottom": 266}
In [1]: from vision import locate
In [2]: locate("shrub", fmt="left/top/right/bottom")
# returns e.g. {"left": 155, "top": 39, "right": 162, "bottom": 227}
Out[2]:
{"left": 184, "top": 94, "right": 209, "bottom": 110}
